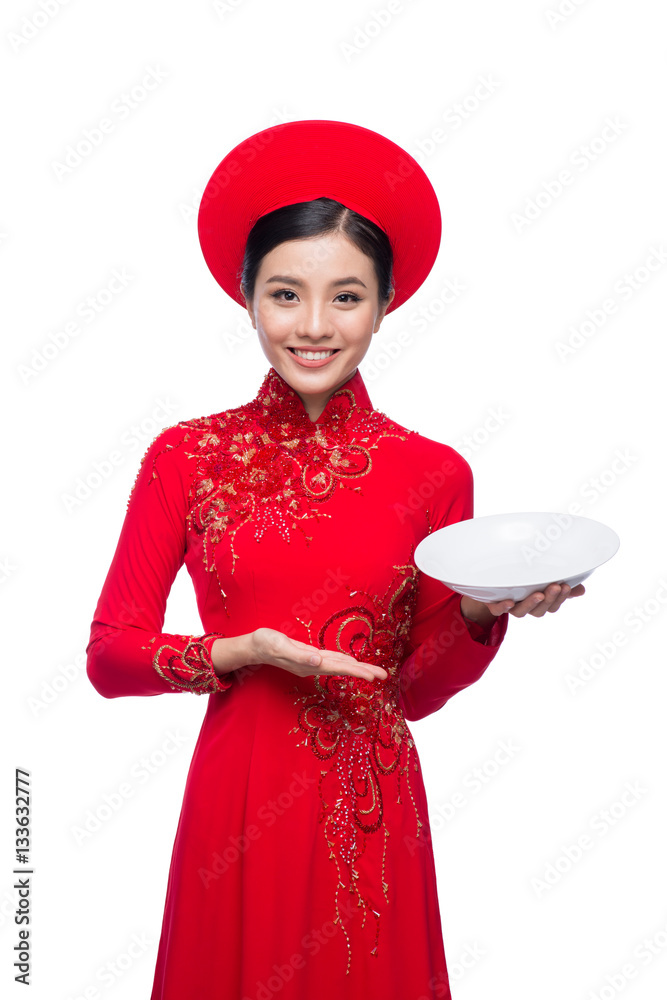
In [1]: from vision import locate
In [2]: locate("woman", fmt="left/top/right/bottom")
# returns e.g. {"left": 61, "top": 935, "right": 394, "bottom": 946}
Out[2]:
{"left": 86, "top": 120, "right": 582, "bottom": 1000}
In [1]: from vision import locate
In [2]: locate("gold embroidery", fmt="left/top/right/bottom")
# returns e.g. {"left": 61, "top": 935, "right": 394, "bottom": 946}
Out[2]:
{"left": 128, "top": 370, "right": 411, "bottom": 602}
{"left": 182, "top": 371, "right": 409, "bottom": 600}
{"left": 147, "top": 634, "right": 231, "bottom": 694}
{"left": 290, "top": 565, "right": 425, "bottom": 973}
{"left": 131, "top": 369, "right": 425, "bottom": 957}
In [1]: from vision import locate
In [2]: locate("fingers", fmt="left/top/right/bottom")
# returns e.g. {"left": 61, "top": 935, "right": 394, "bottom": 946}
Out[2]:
{"left": 511, "top": 582, "right": 579, "bottom": 618}
{"left": 316, "top": 649, "right": 388, "bottom": 681}
{"left": 509, "top": 592, "right": 546, "bottom": 618}
{"left": 545, "top": 583, "right": 572, "bottom": 614}
{"left": 487, "top": 599, "right": 515, "bottom": 616}
{"left": 280, "top": 636, "right": 387, "bottom": 681}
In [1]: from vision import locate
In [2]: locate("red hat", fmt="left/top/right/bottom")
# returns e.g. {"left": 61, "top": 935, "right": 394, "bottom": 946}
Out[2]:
{"left": 197, "top": 119, "right": 441, "bottom": 313}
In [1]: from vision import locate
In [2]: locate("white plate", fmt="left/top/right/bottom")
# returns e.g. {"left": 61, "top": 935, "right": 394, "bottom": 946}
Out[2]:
{"left": 414, "top": 512, "right": 620, "bottom": 602}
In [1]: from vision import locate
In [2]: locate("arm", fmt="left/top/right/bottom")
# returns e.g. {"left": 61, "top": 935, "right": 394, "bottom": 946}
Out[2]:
{"left": 86, "top": 427, "right": 233, "bottom": 699}
{"left": 398, "top": 451, "right": 508, "bottom": 722}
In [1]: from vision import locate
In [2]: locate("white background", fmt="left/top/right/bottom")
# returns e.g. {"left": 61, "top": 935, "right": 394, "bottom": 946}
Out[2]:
{"left": 2, "top": 1, "right": 666, "bottom": 998}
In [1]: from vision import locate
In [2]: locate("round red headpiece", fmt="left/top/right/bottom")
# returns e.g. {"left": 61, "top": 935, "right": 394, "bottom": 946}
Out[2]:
{"left": 197, "top": 119, "right": 441, "bottom": 313}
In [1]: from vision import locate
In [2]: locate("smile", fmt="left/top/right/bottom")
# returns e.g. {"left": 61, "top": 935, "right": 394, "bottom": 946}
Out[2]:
{"left": 288, "top": 348, "right": 340, "bottom": 360}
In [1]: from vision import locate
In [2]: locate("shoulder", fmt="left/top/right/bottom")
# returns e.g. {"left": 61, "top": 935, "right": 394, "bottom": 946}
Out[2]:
{"left": 371, "top": 408, "right": 472, "bottom": 488}
{"left": 407, "top": 428, "right": 473, "bottom": 491}
{"left": 138, "top": 400, "right": 251, "bottom": 468}
{"left": 369, "top": 410, "right": 474, "bottom": 528}
{"left": 127, "top": 402, "right": 251, "bottom": 506}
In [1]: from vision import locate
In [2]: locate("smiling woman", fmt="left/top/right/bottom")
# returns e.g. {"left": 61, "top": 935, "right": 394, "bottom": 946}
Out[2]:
{"left": 243, "top": 222, "right": 395, "bottom": 420}
{"left": 86, "top": 119, "right": 581, "bottom": 1000}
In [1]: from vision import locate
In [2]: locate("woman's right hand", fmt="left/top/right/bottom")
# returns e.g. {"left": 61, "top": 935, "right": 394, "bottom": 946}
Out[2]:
{"left": 211, "top": 628, "right": 387, "bottom": 682}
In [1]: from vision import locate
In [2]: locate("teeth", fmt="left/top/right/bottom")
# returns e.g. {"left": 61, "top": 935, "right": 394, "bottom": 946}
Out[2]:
{"left": 292, "top": 349, "right": 336, "bottom": 360}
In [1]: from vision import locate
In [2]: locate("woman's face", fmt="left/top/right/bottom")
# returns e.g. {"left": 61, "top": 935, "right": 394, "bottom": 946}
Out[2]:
{"left": 243, "top": 231, "right": 394, "bottom": 420}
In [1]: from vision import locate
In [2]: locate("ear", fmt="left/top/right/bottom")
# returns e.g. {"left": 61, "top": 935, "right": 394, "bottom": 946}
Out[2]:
{"left": 372, "top": 287, "right": 395, "bottom": 333}
{"left": 240, "top": 283, "right": 256, "bottom": 330}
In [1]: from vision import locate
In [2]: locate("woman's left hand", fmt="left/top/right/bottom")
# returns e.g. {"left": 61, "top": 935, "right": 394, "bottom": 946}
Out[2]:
{"left": 461, "top": 582, "right": 586, "bottom": 624}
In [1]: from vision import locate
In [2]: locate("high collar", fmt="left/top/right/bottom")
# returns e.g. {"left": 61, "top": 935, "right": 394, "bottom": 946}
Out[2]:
{"left": 252, "top": 366, "right": 375, "bottom": 430}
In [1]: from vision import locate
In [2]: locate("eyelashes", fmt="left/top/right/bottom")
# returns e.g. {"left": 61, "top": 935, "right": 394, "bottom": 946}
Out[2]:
{"left": 269, "top": 289, "right": 362, "bottom": 304}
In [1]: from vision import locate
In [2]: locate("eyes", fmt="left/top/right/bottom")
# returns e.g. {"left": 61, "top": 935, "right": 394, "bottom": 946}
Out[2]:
{"left": 269, "top": 289, "right": 361, "bottom": 304}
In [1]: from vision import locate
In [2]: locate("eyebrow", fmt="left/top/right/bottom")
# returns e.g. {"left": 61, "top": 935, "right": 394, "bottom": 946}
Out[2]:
{"left": 265, "top": 275, "right": 368, "bottom": 289}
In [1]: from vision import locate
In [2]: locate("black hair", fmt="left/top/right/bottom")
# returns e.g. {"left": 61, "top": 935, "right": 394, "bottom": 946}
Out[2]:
{"left": 240, "top": 197, "right": 393, "bottom": 305}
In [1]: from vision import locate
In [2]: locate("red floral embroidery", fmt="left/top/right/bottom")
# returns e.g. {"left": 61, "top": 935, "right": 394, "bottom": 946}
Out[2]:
{"left": 129, "top": 370, "right": 411, "bottom": 578}
{"left": 132, "top": 368, "right": 424, "bottom": 960}
{"left": 179, "top": 369, "right": 410, "bottom": 577}
{"left": 290, "top": 564, "right": 425, "bottom": 972}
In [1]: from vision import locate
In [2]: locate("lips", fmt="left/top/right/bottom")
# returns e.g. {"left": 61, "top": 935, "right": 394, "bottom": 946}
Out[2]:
{"left": 286, "top": 347, "right": 341, "bottom": 368}
{"left": 289, "top": 348, "right": 339, "bottom": 360}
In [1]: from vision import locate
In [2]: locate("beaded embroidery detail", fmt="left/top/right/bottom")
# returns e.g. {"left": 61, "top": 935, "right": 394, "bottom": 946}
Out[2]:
{"left": 130, "top": 368, "right": 412, "bottom": 594}
{"left": 146, "top": 634, "right": 231, "bottom": 694}
{"left": 185, "top": 369, "right": 409, "bottom": 578}
{"left": 131, "top": 369, "right": 425, "bottom": 937}
{"left": 290, "top": 564, "right": 426, "bottom": 973}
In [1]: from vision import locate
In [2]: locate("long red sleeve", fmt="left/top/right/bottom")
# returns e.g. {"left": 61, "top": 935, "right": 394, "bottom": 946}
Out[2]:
{"left": 86, "top": 427, "right": 232, "bottom": 699}
{"left": 398, "top": 449, "right": 508, "bottom": 721}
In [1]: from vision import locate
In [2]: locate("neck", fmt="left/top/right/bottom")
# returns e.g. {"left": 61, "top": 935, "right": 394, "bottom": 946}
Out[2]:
{"left": 294, "top": 368, "right": 359, "bottom": 423}
{"left": 297, "top": 391, "right": 330, "bottom": 423}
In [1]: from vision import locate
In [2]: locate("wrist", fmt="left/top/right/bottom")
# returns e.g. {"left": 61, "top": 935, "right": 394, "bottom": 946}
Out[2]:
{"left": 211, "top": 634, "right": 254, "bottom": 675}
{"left": 460, "top": 596, "right": 496, "bottom": 629}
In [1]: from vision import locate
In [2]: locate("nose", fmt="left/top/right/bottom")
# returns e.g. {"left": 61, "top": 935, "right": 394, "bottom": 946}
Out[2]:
{"left": 294, "top": 300, "right": 335, "bottom": 342}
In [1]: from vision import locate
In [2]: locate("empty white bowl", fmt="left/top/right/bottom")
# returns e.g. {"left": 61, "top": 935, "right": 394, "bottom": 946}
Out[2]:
{"left": 414, "top": 512, "right": 620, "bottom": 602}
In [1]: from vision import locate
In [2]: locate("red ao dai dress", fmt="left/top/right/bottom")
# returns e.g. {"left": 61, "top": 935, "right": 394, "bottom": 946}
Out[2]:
{"left": 86, "top": 365, "right": 508, "bottom": 999}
